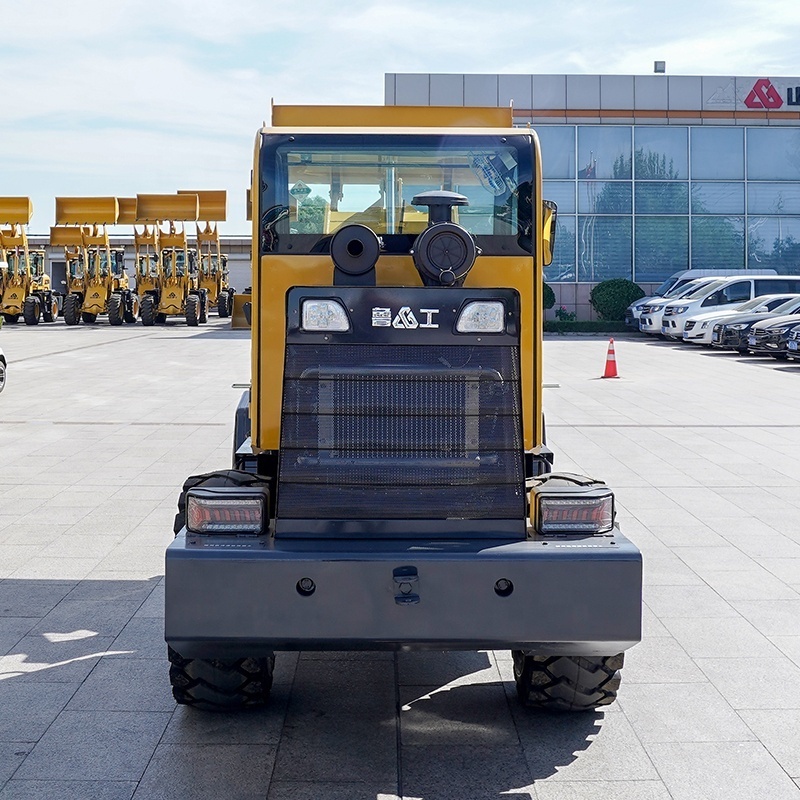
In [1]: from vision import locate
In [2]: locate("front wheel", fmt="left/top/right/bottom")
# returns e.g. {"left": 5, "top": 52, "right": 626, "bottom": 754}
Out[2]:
{"left": 124, "top": 294, "right": 140, "bottom": 324}
{"left": 185, "top": 294, "right": 200, "bottom": 327}
{"left": 107, "top": 294, "right": 124, "bottom": 326}
{"left": 168, "top": 647, "right": 275, "bottom": 711}
{"left": 63, "top": 295, "right": 81, "bottom": 326}
{"left": 217, "top": 292, "right": 230, "bottom": 318}
{"left": 23, "top": 296, "right": 40, "bottom": 325}
{"left": 140, "top": 295, "right": 156, "bottom": 326}
{"left": 512, "top": 652, "right": 624, "bottom": 711}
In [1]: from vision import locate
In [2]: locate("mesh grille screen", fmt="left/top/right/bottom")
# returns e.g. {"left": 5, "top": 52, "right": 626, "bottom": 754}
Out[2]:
{"left": 278, "top": 344, "right": 523, "bottom": 520}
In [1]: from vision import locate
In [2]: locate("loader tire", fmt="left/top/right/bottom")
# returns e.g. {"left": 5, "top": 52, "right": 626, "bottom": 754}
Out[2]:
{"left": 198, "top": 295, "right": 208, "bottom": 324}
{"left": 185, "top": 294, "right": 200, "bottom": 327}
{"left": 63, "top": 295, "right": 81, "bottom": 326}
{"left": 512, "top": 652, "right": 624, "bottom": 711}
{"left": 42, "top": 297, "right": 58, "bottom": 323}
{"left": 124, "top": 294, "right": 139, "bottom": 324}
{"left": 2, "top": 314, "right": 19, "bottom": 325}
{"left": 140, "top": 296, "right": 156, "bottom": 326}
{"left": 217, "top": 292, "right": 230, "bottom": 318}
{"left": 82, "top": 312, "right": 97, "bottom": 324}
{"left": 168, "top": 646, "right": 275, "bottom": 711}
{"left": 23, "top": 296, "right": 40, "bottom": 325}
{"left": 107, "top": 294, "right": 124, "bottom": 326}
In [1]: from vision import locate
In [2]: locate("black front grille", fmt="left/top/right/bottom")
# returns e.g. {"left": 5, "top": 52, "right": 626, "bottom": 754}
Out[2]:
{"left": 278, "top": 344, "right": 524, "bottom": 521}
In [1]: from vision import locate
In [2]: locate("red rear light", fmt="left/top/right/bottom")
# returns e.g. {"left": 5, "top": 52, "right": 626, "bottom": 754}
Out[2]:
{"left": 185, "top": 487, "right": 268, "bottom": 535}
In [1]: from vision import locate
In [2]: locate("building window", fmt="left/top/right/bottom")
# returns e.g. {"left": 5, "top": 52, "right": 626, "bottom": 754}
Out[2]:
{"left": 746, "top": 128, "right": 800, "bottom": 181}
{"left": 691, "top": 183, "right": 745, "bottom": 215}
{"left": 577, "top": 127, "right": 632, "bottom": 180}
{"left": 636, "top": 182, "right": 689, "bottom": 214}
{"left": 577, "top": 215, "right": 632, "bottom": 281}
{"left": 747, "top": 217, "right": 800, "bottom": 272}
{"left": 634, "top": 127, "right": 688, "bottom": 179}
{"left": 691, "top": 216, "right": 745, "bottom": 269}
{"left": 543, "top": 181, "right": 576, "bottom": 213}
{"left": 747, "top": 183, "right": 800, "bottom": 215}
{"left": 578, "top": 182, "right": 632, "bottom": 214}
{"left": 691, "top": 127, "right": 744, "bottom": 180}
{"left": 536, "top": 127, "right": 575, "bottom": 179}
{"left": 634, "top": 217, "right": 689, "bottom": 281}
{"left": 545, "top": 215, "right": 576, "bottom": 282}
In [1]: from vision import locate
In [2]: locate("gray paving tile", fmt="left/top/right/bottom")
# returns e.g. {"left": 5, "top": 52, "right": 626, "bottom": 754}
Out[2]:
{"left": 400, "top": 683, "right": 517, "bottom": 747}
{"left": 643, "top": 584, "right": 736, "bottom": 618}
{"left": 162, "top": 685, "right": 289, "bottom": 745}
{"left": 31, "top": 600, "right": 141, "bottom": 639}
{"left": 660, "top": 616, "right": 782, "bottom": 658}
{"left": 646, "top": 741, "right": 800, "bottom": 800}
{"left": 1, "top": 635, "right": 116, "bottom": 683}
{"left": 672, "top": 545, "right": 757, "bottom": 573}
{"left": 759, "top": 558, "right": 800, "bottom": 584}
{"left": 14, "top": 710, "right": 170, "bottom": 781}
{"left": 132, "top": 744, "right": 275, "bottom": 800}
{"left": 641, "top": 554, "right": 704, "bottom": 586}
{"left": 0, "top": 681, "right": 79, "bottom": 742}
{"left": 696, "top": 656, "right": 800, "bottom": 709}
{"left": 0, "top": 780, "right": 136, "bottom": 800}
{"left": 107, "top": 618, "right": 165, "bottom": 660}
{"left": 267, "top": 782, "right": 398, "bottom": 800}
{"left": 397, "top": 650, "right": 498, "bottom": 687}
{"left": 770, "top": 635, "right": 800, "bottom": 668}
{"left": 401, "top": 745, "right": 533, "bottom": 799}
{"left": 623, "top": 637, "right": 706, "bottom": 684}
{"left": 701, "top": 568, "right": 799, "bottom": 601}
{"left": 534, "top": 781, "right": 672, "bottom": 800}
{"left": 0, "top": 743, "right": 32, "bottom": 785}
{"left": 66, "top": 658, "right": 174, "bottom": 712}
{"left": 731, "top": 599, "right": 800, "bottom": 636}
{"left": 516, "top": 708, "right": 658, "bottom": 781}
{"left": 739, "top": 709, "right": 800, "bottom": 777}
{"left": 617, "top": 682, "right": 755, "bottom": 743}
{"left": 271, "top": 711, "right": 396, "bottom": 783}
{"left": 0, "top": 582, "right": 75, "bottom": 619}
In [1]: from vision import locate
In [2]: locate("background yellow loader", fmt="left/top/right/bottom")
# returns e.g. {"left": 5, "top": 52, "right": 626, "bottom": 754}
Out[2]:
{"left": 0, "top": 197, "right": 59, "bottom": 325}
{"left": 54, "top": 197, "right": 138, "bottom": 325}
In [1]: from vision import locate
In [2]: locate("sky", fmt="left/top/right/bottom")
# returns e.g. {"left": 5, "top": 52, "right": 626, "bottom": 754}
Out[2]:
{"left": 3, "top": 0, "right": 800, "bottom": 235}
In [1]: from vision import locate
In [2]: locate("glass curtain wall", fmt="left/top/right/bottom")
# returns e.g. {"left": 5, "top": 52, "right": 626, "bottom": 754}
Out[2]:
{"left": 537, "top": 124, "right": 800, "bottom": 283}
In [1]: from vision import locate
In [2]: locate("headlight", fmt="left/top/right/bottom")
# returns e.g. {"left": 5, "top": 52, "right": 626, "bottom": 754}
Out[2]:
{"left": 456, "top": 301, "right": 505, "bottom": 333}
{"left": 529, "top": 473, "right": 615, "bottom": 535}
{"left": 302, "top": 299, "right": 350, "bottom": 331}
{"left": 729, "top": 323, "right": 748, "bottom": 330}
{"left": 634, "top": 303, "right": 645, "bottom": 312}
{"left": 700, "top": 321, "right": 709, "bottom": 329}
{"left": 185, "top": 487, "right": 268, "bottom": 535}
{"left": 767, "top": 326, "right": 791, "bottom": 334}
{"left": 672, "top": 306, "right": 688, "bottom": 314}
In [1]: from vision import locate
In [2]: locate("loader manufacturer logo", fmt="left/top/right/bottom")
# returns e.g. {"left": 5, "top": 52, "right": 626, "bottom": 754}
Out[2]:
{"left": 372, "top": 306, "right": 440, "bottom": 329}
{"left": 744, "top": 79, "right": 784, "bottom": 110}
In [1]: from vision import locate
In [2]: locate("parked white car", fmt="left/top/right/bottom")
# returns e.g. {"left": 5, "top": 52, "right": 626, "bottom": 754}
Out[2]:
{"left": 639, "top": 279, "right": 725, "bottom": 334}
{"left": 681, "top": 294, "right": 800, "bottom": 344}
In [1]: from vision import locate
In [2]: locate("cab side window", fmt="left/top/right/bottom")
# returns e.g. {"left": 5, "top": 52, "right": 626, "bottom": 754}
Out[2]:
{"left": 720, "top": 281, "right": 750, "bottom": 304}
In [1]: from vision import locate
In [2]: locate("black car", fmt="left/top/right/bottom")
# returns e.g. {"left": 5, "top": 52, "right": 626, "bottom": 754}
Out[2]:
{"left": 712, "top": 297, "right": 800, "bottom": 352}
{"left": 784, "top": 323, "right": 800, "bottom": 361}
{"left": 748, "top": 313, "right": 800, "bottom": 358}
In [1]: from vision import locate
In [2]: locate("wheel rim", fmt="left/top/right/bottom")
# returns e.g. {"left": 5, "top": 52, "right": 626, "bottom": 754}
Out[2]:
{"left": 0, "top": 364, "right": 6, "bottom": 392}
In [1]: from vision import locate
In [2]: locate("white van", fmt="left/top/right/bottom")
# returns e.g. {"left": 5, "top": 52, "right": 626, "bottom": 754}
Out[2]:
{"left": 625, "top": 268, "right": 776, "bottom": 328}
{"left": 638, "top": 278, "right": 725, "bottom": 334}
{"left": 661, "top": 275, "right": 800, "bottom": 338}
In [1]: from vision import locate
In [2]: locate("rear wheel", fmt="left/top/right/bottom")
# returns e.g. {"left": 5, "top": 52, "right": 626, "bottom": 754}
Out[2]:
{"left": 23, "top": 296, "right": 40, "bottom": 325}
{"left": 124, "top": 294, "right": 139, "bottom": 324}
{"left": 512, "top": 652, "right": 624, "bottom": 711}
{"left": 107, "top": 294, "right": 124, "bottom": 326}
{"left": 140, "top": 295, "right": 156, "bottom": 326}
{"left": 198, "top": 295, "right": 208, "bottom": 324}
{"left": 185, "top": 294, "right": 200, "bottom": 327}
{"left": 63, "top": 295, "right": 81, "bottom": 325}
{"left": 42, "top": 297, "right": 58, "bottom": 323}
{"left": 81, "top": 312, "right": 97, "bottom": 324}
{"left": 168, "top": 647, "right": 275, "bottom": 711}
{"left": 217, "top": 292, "right": 230, "bottom": 318}
{"left": 0, "top": 359, "right": 6, "bottom": 392}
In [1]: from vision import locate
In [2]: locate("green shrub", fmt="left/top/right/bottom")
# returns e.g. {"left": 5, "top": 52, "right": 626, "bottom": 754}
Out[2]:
{"left": 543, "top": 282, "right": 556, "bottom": 310}
{"left": 590, "top": 279, "right": 645, "bottom": 320}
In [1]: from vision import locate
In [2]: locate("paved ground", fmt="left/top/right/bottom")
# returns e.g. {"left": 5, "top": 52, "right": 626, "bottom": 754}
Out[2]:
{"left": 0, "top": 319, "right": 799, "bottom": 799}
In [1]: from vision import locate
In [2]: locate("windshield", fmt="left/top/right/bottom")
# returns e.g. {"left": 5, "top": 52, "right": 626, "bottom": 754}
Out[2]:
{"left": 772, "top": 297, "right": 800, "bottom": 314}
{"left": 137, "top": 254, "right": 157, "bottom": 277}
{"left": 680, "top": 280, "right": 725, "bottom": 300}
{"left": 260, "top": 132, "right": 534, "bottom": 257}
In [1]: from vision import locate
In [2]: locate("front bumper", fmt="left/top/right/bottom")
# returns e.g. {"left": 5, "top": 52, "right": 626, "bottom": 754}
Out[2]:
{"left": 748, "top": 332, "right": 788, "bottom": 355}
{"left": 165, "top": 529, "right": 642, "bottom": 658}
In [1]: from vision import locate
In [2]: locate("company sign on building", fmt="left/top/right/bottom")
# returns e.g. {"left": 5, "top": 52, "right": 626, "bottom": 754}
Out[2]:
{"left": 705, "top": 77, "right": 800, "bottom": 111}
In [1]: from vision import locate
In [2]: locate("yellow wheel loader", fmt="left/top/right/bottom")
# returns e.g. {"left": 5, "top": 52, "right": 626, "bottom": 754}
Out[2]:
{"left": 132, "top": 194, "right": 208, "bottom": 326}
{"left": 165, "top": 105, "right": 642, "bottom": 712}
{"left": 178, "top": 190, "right": 235, "bottom": 317}
{"left": 53, "top": 197, "right": 138, "bottom": 326}
{"left": 0, "top": 198, "right": 59, "bottom": 325}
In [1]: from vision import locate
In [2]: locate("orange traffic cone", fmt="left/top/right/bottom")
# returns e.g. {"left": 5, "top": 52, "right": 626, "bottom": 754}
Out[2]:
{"left": 602, "top": 338, "right": 619, "bottom": 379}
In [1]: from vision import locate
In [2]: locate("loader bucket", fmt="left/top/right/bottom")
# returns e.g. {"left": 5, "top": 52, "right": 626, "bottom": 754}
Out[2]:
{"left": 178, "top": 190, "right": 226, "bottom": 222}
{"left": 231, "top": 293, "right": 252, "bottom": 329}
{"left": 49, "top": 226, "right": 86, "bottom": 247}
{"left": 136, "top": 194, "right": 199, "bottom": 223}
{"left": 0, "top": 197, "right": 33, "bottom": 225}
{"left": 117, "top": 197, "right": 138, "bottom": 226}
{"left": 55, "top": 197, "right": 118, "bottom": 226}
